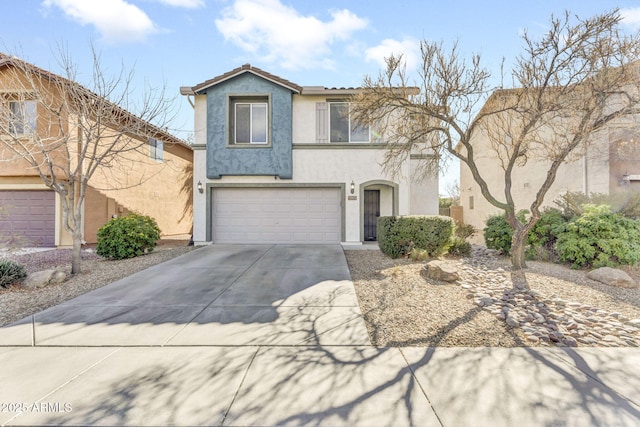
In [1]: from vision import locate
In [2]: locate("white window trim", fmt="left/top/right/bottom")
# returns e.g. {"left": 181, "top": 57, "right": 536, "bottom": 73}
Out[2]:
{"left": 234, "top": 101, "right": 268, "bottom": 145}
{"left": 329, "top": 101, "right": 370, "bottom": 144}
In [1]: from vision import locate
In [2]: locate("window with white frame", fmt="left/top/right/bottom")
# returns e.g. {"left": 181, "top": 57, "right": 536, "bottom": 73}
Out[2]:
{"left": 149, "top": 137, "right": 163, "bottom": 162}
{"left": 8, "top": 100, "right": 37, "bottom": 135}
{"left": 329, "top": 102, "right": 370, "bottom": 143}
{"left": 230, "top": 97, "right": 269, "bottom": 145}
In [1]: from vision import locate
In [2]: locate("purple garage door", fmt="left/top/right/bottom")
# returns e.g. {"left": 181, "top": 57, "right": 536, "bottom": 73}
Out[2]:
{"left": 0, "top": 190, "right": 56, "bottom": 247}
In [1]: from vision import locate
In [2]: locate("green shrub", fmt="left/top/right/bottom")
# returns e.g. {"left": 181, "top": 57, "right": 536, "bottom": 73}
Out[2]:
{"left": 484, "top": 209, "right": 566, "bottom": 258}
{"left": 555, "top": 204, "right": 640, "bottom": 268}
{"left": 454, "top": 223, "right": 476, "bottom": 240}
{"left": 555, "top": 191, "right": 640, "bottom": 219}
{"left": 448, "top": 237, "right": 472, "bottom": 257}
{"left": 378, "top": 215, "right": 453, "bottom": 259}
{"left": 409, "top": 248, "right": 431, "bottom": 261}
{"left": 96, "top": 213, "right": 161, "bottom": 260}
{"left": 525, "top": 208, "right": 567, "bottom": 260}
{"left": 527, "top": 208, "right": 566, "bottom": 248}
{"left": 0, "top": 259, "right": 27, "bottom": 288}
{"left": 483, "top": 211, "right": 526, "bottom": 255}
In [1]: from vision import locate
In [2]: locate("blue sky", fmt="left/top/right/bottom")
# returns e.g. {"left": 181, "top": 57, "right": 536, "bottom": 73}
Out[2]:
{"left": 2, "top": 0, "right": 640, "bottom": 193}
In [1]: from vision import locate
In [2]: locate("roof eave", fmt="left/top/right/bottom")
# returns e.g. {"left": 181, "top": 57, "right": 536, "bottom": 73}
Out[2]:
{"left": 180, "top": 86, "right": 195, "bottom": 96}
{"left": 301, "top": 87, "right": 362, "bottom": 96}
{"left": 188, "top": 65, "right": 302, "bottom": 95}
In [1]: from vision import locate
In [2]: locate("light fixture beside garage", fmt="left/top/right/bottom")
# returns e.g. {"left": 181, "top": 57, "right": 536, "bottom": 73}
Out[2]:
{"left": 197, "top": 181, "right": 204, "bottom": 193}
{"left": 350, "top": 180, "right": 355, "bottom": 194}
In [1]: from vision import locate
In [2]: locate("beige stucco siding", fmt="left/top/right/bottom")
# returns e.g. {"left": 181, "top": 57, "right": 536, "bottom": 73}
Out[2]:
{"left": 410, "top": 158, "right": 438, "bottom": 215}
{"left": 192, "top": 146, "right": 438, "bottom": 244}
{"left": 292, "top": 94, "right": 324, "bottom": 143}
{"left": 87, "top": 142, "right": 193, "bottom": 241}
{"left": 1, "top": 62, "right": 193, "bottom": 247}
{"left": 460, "top": 134, "right": 611, "bottom": 242}
{"left": 193, "top": 95, "right": 207, "bottom": 146}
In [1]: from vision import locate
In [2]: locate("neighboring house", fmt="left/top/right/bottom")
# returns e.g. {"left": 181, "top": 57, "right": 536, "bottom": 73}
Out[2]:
{"left": 0, "top": 53, "right": 193, "bottom": 247}
{"left": 180, "top": 64, "right": 438, "bottom": 245}
{"left": 460, "top": 88, "right": 640, "bottom": 240}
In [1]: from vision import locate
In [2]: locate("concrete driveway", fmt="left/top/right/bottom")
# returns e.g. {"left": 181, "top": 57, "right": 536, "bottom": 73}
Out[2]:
{"left": 1, "top": 244, "right": 639, "bottom": 426}
{"left": 1, "top": 244, "right": 369, "bottom": 347}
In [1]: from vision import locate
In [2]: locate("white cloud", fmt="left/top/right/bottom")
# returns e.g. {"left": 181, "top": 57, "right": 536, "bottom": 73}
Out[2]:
{"left": 215, "top": 0, "right": 368, "bottom": 70}
{"left": 621, "top": 7, "right": 640, "bottom": 30}
{"left": 42, "top": 0, "right": 157, "bottom": 43}
{"left": 365, "top": 38, "right": 420, "bottom": 71}
{"left": 155, "top": 0, "right": 204, "bottom": 7}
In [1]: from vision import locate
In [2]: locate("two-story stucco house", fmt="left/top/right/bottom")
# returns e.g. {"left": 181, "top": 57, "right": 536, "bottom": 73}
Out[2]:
{"left": 0, "top": 53, "right": 193, "bottom": 247}
{"left": 459, "top": 88, "right": 640, "bottom": 240}
{"left": 181, "top": 64, "right": 438, "bottom": 246}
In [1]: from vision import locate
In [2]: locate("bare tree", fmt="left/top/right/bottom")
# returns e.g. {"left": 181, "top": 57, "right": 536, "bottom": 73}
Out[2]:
{"left": 0, "top": 46, "right": 175, "bottom": 274}
{"left": 352, "top": 9, "right": 640, "bottom": 273}
{"left": 445, "top": 180, "right": 460, "bottom": 206}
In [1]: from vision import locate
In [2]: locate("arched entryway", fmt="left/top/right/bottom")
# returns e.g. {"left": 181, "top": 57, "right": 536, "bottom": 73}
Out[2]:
{"left": 359, "top": 180, "right": 398, "bottom": 242}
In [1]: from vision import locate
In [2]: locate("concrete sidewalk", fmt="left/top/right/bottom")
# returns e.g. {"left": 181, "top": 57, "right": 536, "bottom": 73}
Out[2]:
{"left": 0, "top": 244, "right": 639, "bottom": 426}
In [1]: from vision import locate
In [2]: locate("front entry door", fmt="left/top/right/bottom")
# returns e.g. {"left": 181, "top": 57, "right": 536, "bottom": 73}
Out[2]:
{"left": 364, "top": 190, "right": 380, "bottom": 241}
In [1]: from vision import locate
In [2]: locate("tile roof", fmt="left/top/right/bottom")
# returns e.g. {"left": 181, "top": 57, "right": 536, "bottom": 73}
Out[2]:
{"left": 186, "top": 64, "right": 303, "bottom": 94}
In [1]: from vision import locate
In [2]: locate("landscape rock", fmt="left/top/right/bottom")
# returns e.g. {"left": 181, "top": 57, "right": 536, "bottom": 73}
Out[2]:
{"left": 20, "top": 269, "right": 66, "bottom": 290}
{"left": 421, "top": 260, "right": 459, "bottom": 282}
{"left": 49, "top": 270, "right": 67, "bottom": 285}
{"left": 478, "top": 297, "right": 495, "bottom": 307}
{"left": 456, "top": 246, "right": 640, "bottom": 347}
{"left": 587, "top": 267, "right": 637, "bottom": 288}
{"left": 505, "top": 316, "right": 520, "bottom": 327}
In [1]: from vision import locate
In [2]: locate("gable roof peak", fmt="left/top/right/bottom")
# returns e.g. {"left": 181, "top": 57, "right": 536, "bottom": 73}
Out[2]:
{"left": 183, "top": 64, "right": 302, "bottom": 95}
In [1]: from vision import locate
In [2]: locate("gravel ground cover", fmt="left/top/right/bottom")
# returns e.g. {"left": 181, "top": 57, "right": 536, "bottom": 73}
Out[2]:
{"left": 346, "top": 250, "right": 527, "bottom": 347}
{"left": 346, "top": 248, "right": 640, "bottom": 347}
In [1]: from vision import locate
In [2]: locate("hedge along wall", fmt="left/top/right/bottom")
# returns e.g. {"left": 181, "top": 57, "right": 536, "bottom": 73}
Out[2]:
{"left": 377, "top": 215, "right": 454, "bottom": 259}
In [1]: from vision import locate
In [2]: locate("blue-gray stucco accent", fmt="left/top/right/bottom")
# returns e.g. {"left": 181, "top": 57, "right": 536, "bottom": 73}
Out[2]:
{"left": 204, "top": 73, "right": 293, "bottom": 179}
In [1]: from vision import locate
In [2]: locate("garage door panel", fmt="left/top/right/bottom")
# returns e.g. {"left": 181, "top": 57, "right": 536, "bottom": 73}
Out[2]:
{"left": 0, "top": 190, "right": 55, "bottom": 247}
{"left": 292, "top": 218, "right": 308, "bottom": 227}
{"left": 212, "top": 187, "right": 341, "bottom": 244}
{"left": 29, "top": 206, "right": 45, "bottom": 215}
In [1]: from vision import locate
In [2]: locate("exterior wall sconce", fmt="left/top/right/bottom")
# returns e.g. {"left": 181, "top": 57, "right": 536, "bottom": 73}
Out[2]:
{"left": 350, "top": 180, "right": 355, "bottom": 194}
{"left": 197, "top": 181, "right": 204, "bottom": 193}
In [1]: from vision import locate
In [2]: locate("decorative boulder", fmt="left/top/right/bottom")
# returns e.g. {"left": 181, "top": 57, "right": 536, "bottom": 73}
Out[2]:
{"left": 20, "top": 269, "right": 67, "bottom": 290}
{"left": 421, "top": 260, "right": 459, "bottom": 282}
{"left": 49, "top": 270, "right": 67, "bottom": 285}
{"left": 587, "top": 267, "right": 637, "bottom": 289}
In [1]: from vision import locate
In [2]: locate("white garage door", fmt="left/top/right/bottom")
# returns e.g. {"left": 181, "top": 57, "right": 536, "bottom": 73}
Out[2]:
{"left": 212, "top": 187, "right": 341, "bottom": 243}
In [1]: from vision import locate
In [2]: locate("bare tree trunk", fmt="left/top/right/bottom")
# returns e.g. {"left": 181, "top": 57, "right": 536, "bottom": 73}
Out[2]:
{"left": 71, "top": 232, "right": 82, "bottom": 275}
{"left": 510, "top": 229, "right": 528, "bottom": 273}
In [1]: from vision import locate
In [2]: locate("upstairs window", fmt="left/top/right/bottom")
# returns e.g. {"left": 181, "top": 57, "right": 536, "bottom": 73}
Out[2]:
{"left": 149, "top": 137, "right": 163, "bottom": 162}
{"left": 230, "top": 97, "right": 269, "bottom": 145}
{"left": 8, "top": 100, "right": 37, "bottom": 135}
{"left": 329, "top": 102, "right": 369, "bottom": 143}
